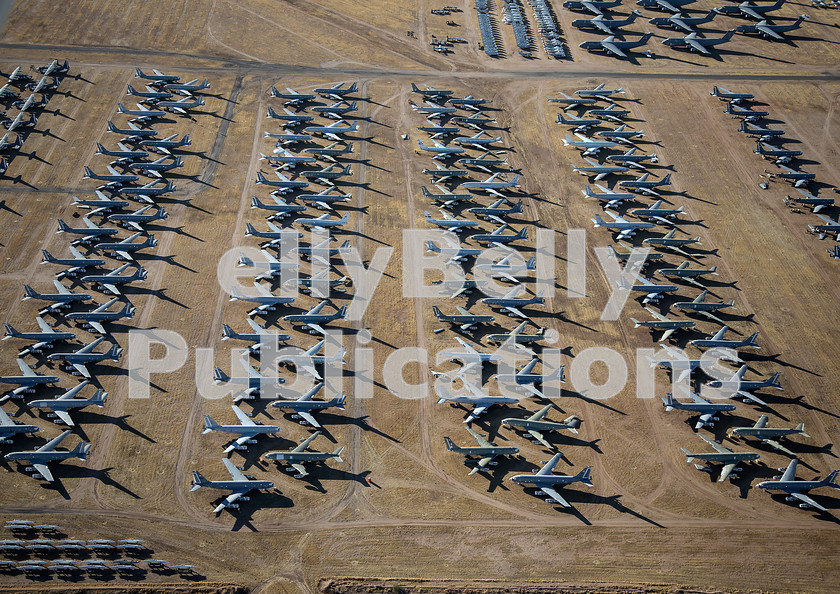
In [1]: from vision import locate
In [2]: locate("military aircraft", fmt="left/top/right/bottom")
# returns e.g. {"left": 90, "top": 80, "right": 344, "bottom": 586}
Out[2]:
{"left": 266, "top": 106, "right": 314, "bottom": 125}
{"left": 275, "top": 339, "right": 346, "bottom": 379}
{"left": 237, "top": 248, "right": 299, "bottom": 281}
{"left": 596, "top": 126, "right": 645, "bottom": 145}
{"left": 468, "top": 198, "right": 523, "bottom": 220}
{"left": 80, "top": 263, "right": 147, "bottom": 296}
{"left": 618, "top": 172, "right": 672, "bottom": 196}
{"left": 314, "top": 82, "right": 358, "bottom": 101}
{"left": 116, "top": 102, "right": 166, "bottom": 122}
{"left": 418, "top": 120, "right": 460, "bottom": 139}
{"left": 3, "top": 317, "right": 76, "bottom": 356}
{"left": 126, "top": 156, "right": 183, "bottom": 177}
{"left": 494, "top": 359, "right": 566, "bottom": 397}
{"left": 164, "top": 78, "right": 210, "bottom": 95}
{"left": 771, "top": 164, "right": 814, "bottom": 187}
{"left": 82, "top": 165, "right": 139, "bottom": 189}
{"left": 424, "top": 210, "right": 480, "bottom": 232}
{"left": 296, "top": 187, "right": 353, "bottom": 211}
{"left": 485, "top": 321, "right": 546, "bottom": 345}
{"left": 190, "top": 458, "right": 275, "bottom": 513}
{"left": 154, "top": 96, "right": 205, "bottom": 114}
{"left": 671, "top": 290, "right": 736, "bottom": 324}
{"left": 410, "top": 83, "right": 454, "bottom": 101}
{"left": 422, "top": 165, "right": 471, "bottom": 184}
{"left": 135, "top": 68, "right": 180, "bottom": 84}
{"left": 681, "top": 433, "right": 760, "bottom": 482}
{"left": 434, "top": 377, "right": 519, "bottom": 423}
{"left": 107, "top": 205, "right": 168, "bottom": 231}
{"left": 56, "top": 218, "right": 120, "bottom": 245}
{"left": 658, "top": 261, "right": 718, "bottom": 288}
{"left": 312, "top": 100, "right": 358, "bottom": 119}
{"left": 460, "top": 172, "right": 520, "bottom": 196}
{"left": 630, "top": 308, "right": 696, "bottom": 341}
{"left": 303, "top": 120, "right": 358, "bottom": 141}
{"left": 421, "top": 185, "right": 473, "bottom": 209}
{"left": 547, "top": 91, "right": 597, "bottom": 110}
{"left": 293, "top": 237, "right": 352, "bottom": 266}
{"left": 417, "top": 138, "right": 466, "bottom": 159}
{"left": 579, "top": 33, "right": 654, "bottom": 59}
{"left": 628, "top": 200, "right": 681, "bottom": 224}
{"left": 0, "top": 406, "right": 40, "bottom": 441}
{"left": 572, "top": 10, "right": 642, "bottom": 34}
{"left": 809, "top": 214, "right": 840, "bottom": 239}
{"left": 432, "top": 278, "right": 489, "bottom": 299}
{"left": 438, "top": 336, "right": 503, "bottom": 368}
{"left": 563, "top": 132, "right": 618, "bottom": 156}
{"left": 202, "top": 406, "right": 281, "bottom": 453}
{"left": 739, "top": 120, "right": 784, "bottom": 141}
{"left": 710, "top": 86, "right": 754, "bottom": 103}
{"left": 607, "top": 243, "right": 665, "bottom": 268}
{"left": 592, "top": 210, "right": 656, "bottom": 240}
{"left": 562, "top": 0, "right": 622, "bottom": 15}
{"left": 444, "top": 426, "right": 519, "bottom": 476}
{"left": 502, "top": 405, "right": 581, "bottom": 449}
{"left": 264, "top": 431, "right": 343, "bottom": 477}
{"left": 449, "top": 95, "right": 490, "bottom": 111}
{"left": 0, "top": 359, "right": 60, "bottom": 401}
{"left": 229, "top": 282, "right": 295, "bottom": 317}
{"left": 620, "top": 275, "right": 680, "bottom": 304}
{"left": 510, "top": 454, "right": 593, "bottom": 507}
{"left": 755, "top": 141, "right": 801, "bottom": 164}
{"left": 715, "top": 0, "right": 785, "bottom": 20}
{"left": 214, "top": 355, "right": 286, "bottom": 402}
{"left": 250, "top": 195, "right": 307, "bottom": 220}
{"left": 255, "top": 170, "right": 309, "bottom": 193}
{"left": 12, "top": 94, "right": 48, "bottom": 112}
{"left": 756, "top": 459, "right": 840, "bottom": 512}
{"left": 28, "top": 381, "right": 107, "bottom": 426}
{"left": 476, "top": 253, "right": 535, "bottom": 283}
{"left": 221, "top": 320, "right": 291, "bottom": 353}
{"left": 95, "top": 141, "right": 149, "bottom": 164}
{"left": 649, "top": 9, "right": 717, "bottom": 32}
{"left": 0, "top": 83, "right": 21, "bottom": 100}
{"left": 585, "top": 104, "right": 631, "bottom": 124}
{"left": 296, "top": 213, "right": 350, "bottom": 229}
{"left": 784, "top": 190, "right": 832, "bottom": 213}
{"left": 726, "top": 102, "right": 769, "bottom": 120}
{"left": 93, "top": 233, "right": 158, "bottom": 261}
{"left": 261, "top": 148, "right": 317, "bottom": 169}
{"left": 432, "top": 305, "right": 495, "bottom": 332}
{"left": 269, "top": 382, "right": 347, "bottom": 428}
{"left": 689, "top": 327, "right": 759, "bottom": 349}
{"left": 424, "top": 240, "right": 482, "bottom": 264}
{"left": 22, "top": 281, "right": 92, "bottom": 313}
{"left": 454, "top": 130, "right": 502, "bottom": 147}
{"left": 106, "top": 120, "right": 158, "bottom": 140}
{"left": 663, "top": 30, "right": 735, "bottom": 54}
{"left": 736, "top": 15, "right": 807, "bottom": 40}
{"left": 641, "top": 229, "right": 701, "bottom": 256}
{"left": 126, "top": 84, "right": 173, "bottom": 102}
{"left": 264, "top": 131, "right": 313, "bottom": 145}
{"left": 283, "top": 301, "right": 347, "bottom": 334}
{"left": 556, "top": 112, "right": 603, "bottom": 132}
{"left": 661, "top": 389, "right": 737, "bottom": 430}
{"left": 304, "top": 141, "right": 354, "bottom": 162}
{"left": 269, "top": 86, "right": 316, "bottom": 105}
{"left": 0, "top": 157, "right": 7, "bottom": 175}
{"left": 38, "top": 59, "right": 69, "bottom": 76}
{"left": 2, "top": 111, "right": 37, "bottom": 132}
{"left": 409, "top": 100, "right": 458, "bottom": 118}
{"left": 450, "top": 113, "right": 497, "bottom": 130}
{"left": 4, "top": 430, "right": 91, "bottom": 482}
{"left": 638, "top": 0, "right": 696, "bottom": 10}
{"left": 46, "top": 336, "right": 122, "bottom": 378}
{"left": 581, "top": 184, "right": 636, "bottom": 207}
{"left": 299, "top": 163, "right": 352, "bottom": 184}
{"left": 706, "top": 365, "right": 781, "bottom": 404}
{"left": 137, "top": 134, "right": 191, "bottom": 155}
{"left": 729, "top": 416, "right": 809, "bottom": 456}
{"left": 0, "top": 133, "right": 22, "bottom": 152}
{"left": 481, "top": 287, "right": 544, "bottom": 319}
{"left": 572, "top": 157, "right": 628, "bottom": 180}
{"left": 65, "top": 298, "right": 135, "bottom": 334}
{"left": 26, "top": 75, "right": 59, "bottom": 94}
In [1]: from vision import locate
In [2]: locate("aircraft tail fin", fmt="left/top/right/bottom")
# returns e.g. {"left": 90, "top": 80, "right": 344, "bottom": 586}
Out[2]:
{"left": 411, "top": 83, "right": 420, "bottom": 92}
{"left": 266, "top": 106, "right": 280, "bottom": 119}
{"left": 190, "top": 471, "right": 208, "bottom": 490}
{"left": 245, "top": 222, "right": 258, "bottom": 236}
{"left": 824, "top": 470, "right": 840, "bottom": 489}
{"left": 662, "top": 173, "right": 672, "bottom": 185}
{"left": 41, "top": 249, "right": 56, "bottom": 263}
{"left": 3, "top": 323, "right": 19, "bottom": 339}
{"left": 221, "top": 324, "right": 236, "bottom": 340}
{"left": 108, "top": 344, "right": 123, "bottom": 359}
{"left": 517, "top": 226, "right": 528, "bottom": 241}
{"left": 73, "top": 441, "right": 92, "bottom": 460}
{"left": 332, "top": 446, "right": 344, "bottom": 462}
{"left": 432, "top": 305, "right": 444, "bottom": 319}
{"left": 22, "top": 285, "right": 39, "bottom": 300}
{"left": 213, "top": 367, "right": 230, "bottom": 384}
{"left": 338, "top": 305, "right": 348, "bottom": 318}
{"left": 202, "top": 415, "right": 219, "bottom": 434}
{"left": 630, "top": 318, "right": 642, "bottom": 328}
{"left": 82, "top": 166, "right": 95, "bottom": 179}
{"left": 443, "top": 436, "right": 460, "bottom": 452}
{"left": 680, "top": 448, "right": 695, "bottom": 463}
{"left": 768, "top": 372, "right": 782, "bottom": 389}
{"left": 92, "top": 389, "right": 107, "bottom": 407}
{"left": 576, "top": 466, "right": 594, "bottom": 487}
{"left": 424, "top": 239, "right": 439, "bottom": 253}
{"left": 795, "top": 423, "right": 809, "bottom": 438}
{"left": 565, "top": 415, "right": 582, "bottom": 433}
{"left": 746, "top": 332, "right": 759, "bottom": 347}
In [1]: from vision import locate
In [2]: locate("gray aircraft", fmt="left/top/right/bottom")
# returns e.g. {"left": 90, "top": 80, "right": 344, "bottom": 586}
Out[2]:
{"left": 269, "top": 86, "right": 316, "bottom": 105}
{"left": 312, "top": 100, "right": 358, "bottom": 119}
{"left": 592, "top": 210, "right": 656, "bottom": 240}
{"left": 265, "top": 131, "right": 313, "bottom": 145}
{"left": 126, "top": 156, "right": 183, "bottom": 177}
{"left": 582, "top": 183, "right": 635, "bottom": 207}
{"left": 164, "top": 78, "right": 210, "bottom": 95}
{"left": 556, "top": 112, "right": 603, "bottom": 132}
{"left": 726, "top": 102, "right": 770, "bottom": 120}
{"left": 423, "top": 165, "right": 468, "bottom": 184}
{"left": 3, "top": 317, "right": 76, "bottom": 356}
{"left": 630, "top": 307, "right": 696, "bottom": 341}
{"left": 81, "top": 263, "right": 147, "bottom": 296}
{"left": 503, "top": 405, "right": 581, "bottom": 449}
{"left": 190, "top": 458, "right": 274, "bottom": 513}
{"left": 739, "top": 120, "right": 784, "bottom": 141}
{"left": 106, "top": 120, "right": 158, "bottom": 140}
{"left": 649, "top": 10, "right": 717, "bottom": 32}
{"left": 116, "top": 180, "right": 176, "bottom": 200}
{"left": 274, "top": 338, "right": 346, "bottom": 379}
{"left": 214, "top": 356, "right": 285, "bottom": 402}
{"left": 237, "top": 249, "right": 298, "bottom": 281}
{"left": 629, "top": 199, "right": 682, "bottom": 223}
{"left": 94, "top": 233, "right": 158, "bottom": 261}
{"left": 46, "top": 336, "right": 122, "bottom": 378}
{"left": 282, "top": 301, "right": 347, "bottom": 334}
{"left": 572, "top": 10, "right": 642, "bottom": 34}
{"left": 264, "top": 431, "right": 343, "bottom": 477}
{"left": 107, "top": 205, "right": 168, "bottom": 230}
{"left": 433, "top": 305, "right": 495, "bottom": 332}
{"left": 26, "top": 75, "right": 59, "bottom": 94}
{"left": 418, "top": 120, "right": 460, "bottom": 139}
{"left": 38, "top": 59, "right": 69, "bottom": 76}
{"left": 136, "top": 134, "right": 191, "bottom": 155}
{"left": 642, "top": 229, "right": 701, "bottom": 256}
{"left": 619, "top": 172, "right": 672, "bottom": 196}
{"left": 681, "top": 433, "right": 760, "bottom": 482}
{"left": 663, "top": 30, "right": 735, "bottom": 54}
{"left": 12, "top": 94, "right": 48, "bottom": 112}
{"left": 250, "top": 195, "right": 306, "bottom": 219}
{"left": 562, "top": 0, "right": 622, "bottom": 15}
{"left": 475, "top": 253, "right": 535, "bottom": 283}
{"left": 434, "top": 376, "right": 519, "bottom": 423}
{"left": 4, "top": 430, "right": 91, "bottom": 482}
{"left": 585, "top": 104, "right": 630, "bottom": 123}
{"left": 126, "top": 84, "right": 173, "bottom": 101}
{"left": 596, "top": 125, "right": 645, "bottom": 144}
{"left": 481, "top": 286, "right": 544, "bottom": 319}
{"left": 154, "top": 96, "right": 205, "bottom": 114}
{"left": 293, "top": 237, "right": 352, "bottom": 266}
{"left": 576, "top": 83, "right": 625, "bottom": 98}
{"left": 432, "top": 277, "right": 488, "bottom": 298}
{"left": 460, "top": 172, "right": 521, "bottom": 196}
{"left": 65, "top": 298, "right": 135, "bottom": 334}
{"left": 444, "top": 426, "right": 519, "bottom": 476}
{"left": 756, "top": 459, "right": 840, "bottom": 512}
{"left": 579, "top": 33, "right": 654, "bottom": 59}
{"left": 729, "top": 416, "right": 809, "bottom": 456}
{"left": 417, "top": 138, "right": 465, "bottom": 159}
{"left": 0, "top": 359, "right": 60, "bottom": 401}
{"left": 454, "top": 130, "right": 502, "bottom": 147}
{"left": 2, "top": 113, "right": 37, "bottom": 132}
{"left": 299, "top": 163, "right": 352, "bottom": 184}
{"left": 296, "top": 212, "right": 350, "bottom": 229}
{"left": 689, "top": 326, "right": 759, "bottom": 349}
{"left": 547, "top": 92, "right": 597, "bottom": 110}
{"left": 221, "top": 319, "right": 291, "bottom": 353}
{"left": 116, "top": 102, "right": 166, "bottom": 122}
{"left": 438, "top": 335, "right": 503, "bottom": 367}
{"left": 710, "top": 86, "right": 754, "bottom": 103}
{"left": 0, "top": 133, "right": 22, "bottom": 152}
{"left": 468, "top": 198, "right": 523, "bottom": 219}
{"left": 22, "top": 281, "right": 92, "bottom": 313}
{"left": 304, "top": 141, "right": 354, "bottom": 162}
{"left": 0, "top": 406, "right": 40, "bottom": 441}
{"left": 424, "top": 210, "right": 480, "bottom": 232}
{"left": 229, "top": 282, "right": 295, "bottom": 317}
{"left": 409, "top": 100, "right": 458, "bottom": 118}
{"left": 82, "top": 165, "right": 139, "bottom": 189}
{"left": 485, "top": 321, "right": 546, "bottom": 345}
{"left": 450, "top": 113, "right": 497, "bottom": 130}
{"left": 784, "top": 190, "right": 832, "bottom": 213}
{"left": 736, "top": 15, "right": 807, "bottom": 40}
{"left": 671, "top": 290, "right": 736, "bottom": 324}
{"left": 424, "top": 240, "right": 482, "bottom": 263}
{"left": 755, "top": 141, "right": 801, "bottom": 164}
{"left": 449, "top": 95, "right": 490, "bottom": 111}
{"left": 255, "top": 170, "right": 309, "bottom": 193}
{"left": 771, "top": 164, "right": 814, "bottom": 187}
{"left": 410, "top": 83, "right": 454, "bottom": 101}
{"left": 572, "top": 157, "right": 628, "bottom": 180}
{"left": 564, "top": 132, "right": 618, "bottom": 156}
{"left": 245, "top": 221, "right": 305, "bottom": 250}
{"left": 809, "top": 214, "right": 840, "bottom": 239}
{"left": 472, "top": 224, "right": 530, "bottom": 248}
{"left": 621, "top": 275, "right": 680, "bottom": 304}
{"left": 296, "top": 187, "right": 353, "bottom": 211}
{"left": 261, "top": 149, "right": 317, "bottom": 170}
{"left": 0, "top": 84, "right": 20, "bottom": 101}
{"left": 314, "top": 81, "right": 358, "bottom": 101}
{"left": 135, "top": 68, "right": 179, "bottom": 84}
{"left": 607, "top": 243, "right": 665, "bottom": 268}
{"left": 266, "top": 106, "right": 314, "bottom": 126}
{"left": 269, "top": 382, "right": 347, "bottom": 428}
{"left": 706, "top": 364, "right": 781, "bottom": 404}
{"left": 28, "top": 381, "right": 107, "bottom": 426}
{"left": 509, "top": 454, "right": 593, "bottom": 507}
{"left": 56, "top": 218, "right": 120, "bottom": 244}
{"left": 72, "top": 194, "right": 130, "bottom": 216}
{"left": 658, "top": 261, "right": 719, "bottom": 288}
{"left": 662, "top": 389, "right": 737, "bottom": 430}
{"left": 202, "top": 405, "right": 280, "bottom": 454}
{"left": 715, "top": 0, "right": 784, "bottom": 20}
{"left": 494, "top": 359, "right": 566, "bottom": 398}
{"left": 638, "top": 0, "right": 696, "bottom": 10}
{"left": 421, "top": 185, "right": 472, "bottom": 208}
{"left": 303, "top": 120, "right": 358, "bottom": 141}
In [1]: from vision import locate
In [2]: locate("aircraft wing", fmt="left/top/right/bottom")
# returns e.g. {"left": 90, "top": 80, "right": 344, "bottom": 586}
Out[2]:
{"left": 659, "top": 328, "right": 676, "bottom": 342}
{"left": 39, "top": 430, "right": 71, "bottom": 452}
{"left": 36, "top": 317, "right": 54, "bottom": 333}
{"left": 216, "top": 490, "right": 246, "bottom": 513}
{"left": 291, "top": 463, "right": 308, "bottom": 476}
{"left": 72, "top": 363, "right": 91, "bottom": 379}
{"left": 686, "top": 38, "right": 711, "bottom": 55}
{"left": 762, "top": 438, "right": 795, "bottom": 457}
{"left": 17, "top": 358, "right": 36, "bottom": 376}
{"left": 540, "top": 486, "right": 571, "bottom": 507}
{"left": 698, "top": 433, "right": 731, "bottom": 454}
{"left": 537, "top": 453, "right": 562, "bottom": 475}
{"left": 100, "top": 283, "right": 121, "bottom": 296}
{"left": 297, "top": 411, "right": 321, "bottom": 428}
{"left": 780, "top": 459, "right": 797, "bottom": 482}
{"left": 53, "top": 410, "right": 74, "bottom": 426}
{"left": 88, "top": 321, "right": 107, "bottom": 335}
{"left": 601, "top": 41, "right": 628, "bottom": 59}
{"left": 503, "top": 306, "right": 527, "bottom": 319}
{"left": 756, "top": 25, "right": 784, "bottom": 40}
{"left": 528, "top": 429, "right": 553, "bottom": 449}
{"left": 468, "top": 455, "right": 495, "bottom": 475}
{"left": 718, "top": 462, "right": 736, "bottom": 482}
{"left": 33, "top": 463, "right": 54, "bottom": 482}
{"left": 304, "top": 323, "right": 326, "bottom": 335}
{"left": 736, "top": 390, "right": 767, "bottom": 406}
{"left": 223, "top": 435, "right": 252, "bottom": 454}
{"left": 740, "top": 6, "right": 763, "bottom": 19}
{"left": 697, "top": 310, "right": 726, "bottom": 325}
{"left": 232, "top": 406, "right": 256, "bottom": 427}
{"left": 696, "top": 412, "right": 714, "bottom": 430}
{"left": 789, "top": 491, "right": 828, "bottom": 512}
{"left": 222, "top": 457, "right": 249, "bottom": 481}
{"left": 293, "top": 432, "right": 319, "bottom": 453}
{"left": 594, "top": 21, "right": 614, "bottom": 34}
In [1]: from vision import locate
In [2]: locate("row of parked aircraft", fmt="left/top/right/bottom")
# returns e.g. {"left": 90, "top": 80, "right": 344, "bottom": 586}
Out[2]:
{"left": 0, "top": 67, "right": 207, "bottom": 487}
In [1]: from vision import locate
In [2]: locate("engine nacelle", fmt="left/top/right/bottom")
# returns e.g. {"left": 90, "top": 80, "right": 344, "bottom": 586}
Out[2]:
{"left": 786, "top": 496, "right": 797, "bottom": 502}
{"left": 294, "top": 473, "right": 306, "bottom": 479}
{"left": 534, "top": 490, "right": 544, "bottom": 496}
{"left": 778, "top": 467, "right": 787, "bottom": 472}
{"left": 227, "top": 503, "right": 239, "bottom": 509}
{"left": 25, "top": 466, "right": 35, "bottom": 472}
{"left": 728, "top": 475, "right": 739, "bottom": 480}
{"left": 487, "top": 461, "right": 498, "bottom": 466}
{"left": 285, "top": 467, "right": 297, "bottom": 473}
{"left": 32, "top": 474, "right": 43, "bottom": 480}
{"left": 773, "top": 475, "right": 782, "bottom": 480}
{"left": 238, "top": 496, "right": 250, "bottom": 502}
{"left": 246, "top": 439, "right": 257, "bottom": 444}
{"left": 799, "top": 503, "right": 811, "bottom": 508}
{"left": 299, "top": 420, "right": 308, "bottom": 425}
{"left": 712, "top": 416, "right": 720, "bottom": 421}
{"left": 733, "top": 467, "right": 743, "bottom": 473}
{"left": 545, "top": 498, "right": 557, "bottom": 503}
{"left": 234, "top": 445, "right": 247, "bottom": 450}
{"left": 531, "top": 440, "right": 542, "bottom": 444}
{"left": 245, "top": 475, "right": 255, "bottom": 479}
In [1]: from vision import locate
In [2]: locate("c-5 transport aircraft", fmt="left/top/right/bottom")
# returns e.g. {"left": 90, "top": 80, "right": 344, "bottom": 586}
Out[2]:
{"left": 202, "top": 406, "right": 281, "bottom": 454}
{"left": 681, "top": 433, "right": 760, "bottom": 482}
{"left": 509, "top": 454, "right": 594, "bottom": 507}
{"left": 714, "top": 0, "right": 785, "bottom": 21}
{"left": 729, "top": 416, "right": 810, "bottom": 456}
{"left": 572, "top": 10, "right": 641, "bottom": 34}
{"left": 662, "top": 30, "right": 735, "bottom": 54}
{"left": 4, "top": 430, "right": 91, "bottom": 482}
{"left": 263, "top": 431, "right": 344, "bottom": 477}
{"left": 502, "top": 405, "right": 581, "bottom": 450}
{"left": 756, "top": 459, "right": 840, "bottom": 512}
{"left": 579, "top": 33, "right": 653, "bottom": 59}
{"left": 444, "top": 426, "right": 519, "bottom": 476}
{"left": 190, "top": 458, "right": 275, "bottom": 513}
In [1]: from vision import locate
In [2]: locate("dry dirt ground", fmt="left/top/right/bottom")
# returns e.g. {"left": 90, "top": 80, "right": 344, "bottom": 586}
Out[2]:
{"left": 0, "top": 0, "right": 839, "bottom": 593}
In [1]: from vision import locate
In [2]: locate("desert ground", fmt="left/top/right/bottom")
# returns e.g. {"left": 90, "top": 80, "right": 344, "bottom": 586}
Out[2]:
{"left": 0, "top": 0, "right": 839, "bottom": 592}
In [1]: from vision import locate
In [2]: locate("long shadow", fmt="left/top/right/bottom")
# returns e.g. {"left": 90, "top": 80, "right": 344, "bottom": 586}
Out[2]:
{"left": 561, "top": 387, "right": 626, "bottom": 415}
{"left": 121, "top": 286, "right": 189, "bottom": 309}
{"left": 0, "top": 199, "right": 22, "bottom": 216}
{"left": 133, "top": 252, "right": 197, "bottom": 273}
{"left": 228, "top": 488, "right": 295, "bottom": 532}
{"left": 73, "top": 410, "right": 157, "bottom": 443}
{"left": 60, "top": 465, "right": 141, "bottom": 499}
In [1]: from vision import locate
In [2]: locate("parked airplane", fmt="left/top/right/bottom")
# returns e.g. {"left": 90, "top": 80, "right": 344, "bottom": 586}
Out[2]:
{"left": 4, "top": 430, "right": 91, "bottom": 482}
{"left": 444, "top": 426, "right": 519, "bottom": 475}
{"left": 628, "top": 200, "right": 681, "bottom": 224}
{"left": 221, "top": 319, "right": 291, "bottom": 353}
{"left": 126, "top": 156, "right": 183, "bottom": 177}
{"left": 809, "top": 214, "right": 840, "bottom": 239}
{"left": 64, "top": 298, "right": 135, "bottom": 334}
{"left": 418, "top": 120, "right": 460, "bottom": 139}
{"left": 715, "top": 0, "right": 785, "bottom": 20}
{"left": 572, "top": 10, "right": 641, "bottom": 33}
{"left": 424, "top": 240, "right": 482, "bottom": 264}
{"left": 3, "top": 317, "right": 75, "bottom": 356}
{"left": 417, "top": 138, "right": 465, "bottom": 159}
{"left": 250, "top": 195, "right": 306, "bottom": 219}
{"left": 0, "top": 83, "right": 20, "bottom": 100}
{"left": 0, "top": 406, "right": 39, "bottom": 441}
{"left": 269, "top": 382, "right": 347, "bottom": 428}
{"left": 638, "top": 0, "right": 696, "bottom": 10}
{"left": 579, "top": 33, "right": 654, "bottom": 58}
{"left": 269, "top": 86, "right": 316, "bottom": 105}
{"left": 411, "top": 83, "right": 454, "bottom": 101}
{"left": 771, "top": 164, "right": 814, "bottom": 187}
{"left": 471, "top": 224, "right": 529, "bottom": 247}
{"left": 423, "top": 164, "right": 469, "bottom": 183}
{"left": 409, "top": 100, "right": 457, "bottom": 117}
{"left": 547, "top": 91, "right": 597, "bottom": 110}
{"left": 12, "top": 94, "right": 48, "bottom": 112}
{"left": 710, "top": 86, "right": 754, "bottom": 103}
{"left": 592, "top": 210, "right": 656, "bottom": 240}
{"left": 46, "top": 336, "right": 122, "bottom": 378}
{"left": 432, "top": 306, "right": 495, "bottom": 332}
{"left": 460, "top": 172, "right": 520, "bottom": 196}
{"left": 95, "top": 141, "right": 149, "bottom": 164}
{"left": 80, "top": 263, "right": 147, "bottom": 296}
{"left": 556, "top": 112, "right": 602, "bottom": 132}
{"left": 494, "top": 359, "right": 565, "bottom": 398}
{"left": 503, "top": 405, "right": 581, "bottom": 449}
{"left": 264, "top": 131, "right": 313, "bottom": 145}
{"left": 82, "top": 165, "right": 139, "bottom": 189}
{"left": 297, "top": 187, "right": 353, "bottom": 211}
{"left": 454, "top": 130, "right": 502, "bottom": 147}
{"left": 93, "top": 233, "right": 158, "bottom": 261}
{"left": 0, "top": 359, "right": 60, "bottom": 401}
{"left": 755, "top": 142, "right": 801, "bottom": 164}
{"left": 756, "top": 459, "right": 840, "bottom": 512}
{"left": 739, "top": 120, "right": 784, "bottom": 141}
{"left": 263, "top": 431, "right": 343, "bottom": 477}
{"left": 581, "top": 184, "right": 635, "bottom": 207}
{"left": 3, "top": 66, "right": 32, "bottom": 84}
{"left": 573, "top": 157, "right": 628, "bottom": 180}
{"left": 163, "top": 78, "right": 210, "bottom": 95}
{"left": 214, "top": 355, "right": 286, "bottom": 402}
{"left": 190, "top": 458, "right": 274, "bottom": 513}
{"left": 229, "top": 282, "right": 295, "bottom": 317}
{"left": 438, "top": 336, "right": 503, "bottom": 368}
{"left": 663, "top": 30, "right": 735, "bottom": 54}
{"left": 481, "top": 287, "right": 544, "bottom": 319}
{"left": 137, "top": 133, "right": 191, "bottom": 154}
{"left": 293, "top": 237, "right": 352, "bottom": 265}
{"left": 485, "top": 321, "right": 546, "bottom": 345}
{"left": 510, "top": 454, "right": 593, "bottom": 507}
{"left": 450, "top": 114, "right": 497, "bottom": 130}
{"left": 649, "top": 9, "right": 717, "bottom": 32}
{"left": 619, "top": 275, "right": 679, "bottom": 304}
{"left": 261, "top": 148, "right": 317, "bottom": 169}
{"left": 434, "top": 378, "right": 518, "bottom": 423}
{"left": 296, "top": 213, "right": 350, "bottom": 228}
{"left": 658, "top": 261, "right": 718, "bottom": 288}
{"left": 28, "top": 382, "right": 107, "bottom": 426}
{"left": 448, "top": 95, "right": 490, "bottom": 111}
{"left": 607, "top": 243, "right": 664, "bottom": 267}
{"left": 671, "top": 290, "right": 736, "bottom": 324}
{"left": 116, "top": 102, "right": 166, "bottom": 122}
{"left": 22, "top": 281, "right": 92, "bottom": 312}
{"left": 38, "top": 59, "right": 69, "bottom": 76}
{"left": 275, "top": 339, "right": 346, "bottom": 379}
{"left": 564, "top": 132, "right": 618, "bottom": 156}
{"left": 237, "top": 249, "right": 299, "bottom": 281}
{"left": 255, "top": 170, "right": 309, "bottom": 193}
{"left": 618, "top": 172, "right": 672, "bottom": 196}
{"left": 0, "top": 133, "right": 22, "bottom": 152}
{"left": 303, "top": 120, "right": 358, "bottom": 141}
{"left": 2, "top": 112, "right": 37, "bottom": 131}
{"left": 468, "top": 198, "right": 523, "bottom": 220}
{"left": 281, "top": 300, "right": 347, "bottom": 334}
{"left": 706, "top": 365, "right": 781, "bottom": 404}
{"left": 420, "top": 185, "right": 472, "bottom": 208}
{"left": 202, "top": 406, "right": 280, "bottom": 454}
{"left": 562, "top": 0, "right": 622, "bottom": 16}
{"left": 681, "top": 433, "right": 760, "bottom": 482}
{"left": 641, "top": 229, "right": 701, "bottom": 256}
{"left": 585, "top": 104, "right": 630, "bottom": 123}
{"left": 26, "top": 75, "right": 59, "bottom": 93}
{"left": 304, "top": 141, "right": 354, "bottom": 162}
{"left": 661, "top": 389, "right": 737, "bottom": 430}
{"left": 41, "top": 244, "right": 106, "bottom": 278}
{"left": 107, "top": 205, "right": 168, "bottom": 231}
{"left": 630, "top": 307, "right": 696, "bottom": 341}
{"left": 313, "top": 82, "right": 358, "bottom": 101}
{"left": 736, "top": 15, "right": 807, "bottom": 40}
{"left": 726, "top": 102, "right": 769, "bottom": 120}
{"left": 424, "top": 210, "right": 480, "bottom": 232}
{"left": 266, "top": 105, "right": 314, "bottom": 125}
{"left": 689, "top": 326, "right": 759, "bottom": 349}
{"left": 784, "top": 190, "right": 833, "bottom": 213}
{"left": 126, "top": 84, "right": 173, "bottom": 101}
{"left": 729, "top": 416, "right": 809, "bottom": 456}
{"left": 299, "top": 163, "right": 352, "bottom": 185}
{"left": 312, "top": 100, "right": 358, "bottom": 119}
{"left": 431, "top": 278, "right": 488, "bottom": 299}
{"left": 135, "top": 68, "right": 180, "bottom": 84}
